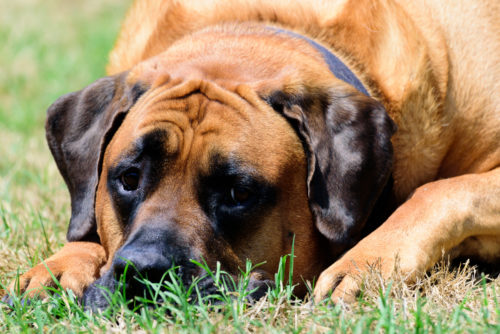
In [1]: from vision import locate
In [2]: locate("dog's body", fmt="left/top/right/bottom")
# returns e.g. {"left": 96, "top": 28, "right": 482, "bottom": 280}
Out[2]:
{"left": 10, "top": 0, "right": 500, "bottom": 305}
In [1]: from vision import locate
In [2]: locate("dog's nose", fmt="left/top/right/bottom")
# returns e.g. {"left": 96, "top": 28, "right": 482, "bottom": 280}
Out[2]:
{"left": 113, "top": 246, "right": 172, "bottom": 283}
{"left": 83, "top": 225, "right": 196, "bottom": 307}
{"left": 111, "top": 226, "right": 174, "bottom": 284}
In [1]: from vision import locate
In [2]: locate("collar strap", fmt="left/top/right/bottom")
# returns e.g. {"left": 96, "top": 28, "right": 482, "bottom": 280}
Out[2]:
{"left": 270, "top": 27, "right": 370, "bottom": 96}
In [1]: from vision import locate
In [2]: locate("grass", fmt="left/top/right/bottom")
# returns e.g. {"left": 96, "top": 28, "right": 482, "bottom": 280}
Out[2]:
{"left": 0, "top": 0, "right": 499, "bottom": 332}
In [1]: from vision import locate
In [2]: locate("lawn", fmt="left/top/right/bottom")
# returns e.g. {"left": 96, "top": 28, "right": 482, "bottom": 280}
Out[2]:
{"left": 0, "top": 0, "right": 498, "bottom": 332}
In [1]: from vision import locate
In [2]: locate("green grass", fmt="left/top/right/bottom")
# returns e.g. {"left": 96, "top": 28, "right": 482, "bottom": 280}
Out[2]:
{"left": 1, "top": 254, "right": 499, "bottom": 332}
{"left": 0, "top": 0, "right": 499, "bottom": 332}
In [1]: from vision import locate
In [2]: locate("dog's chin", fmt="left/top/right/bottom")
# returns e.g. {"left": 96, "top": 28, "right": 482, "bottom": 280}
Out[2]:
{"left": 81, "top": 270, "right": 118, "bottom": 312}
{"left": 81, "top": 269, "right": 274, "bottom": 312}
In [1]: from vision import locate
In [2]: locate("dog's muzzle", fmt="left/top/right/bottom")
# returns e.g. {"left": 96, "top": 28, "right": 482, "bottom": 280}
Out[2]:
{"left": 81, "top": 223, "right": 273, "bottom": 310}
{"left": 82, "top": 223, "right": 199, "bottom": 309}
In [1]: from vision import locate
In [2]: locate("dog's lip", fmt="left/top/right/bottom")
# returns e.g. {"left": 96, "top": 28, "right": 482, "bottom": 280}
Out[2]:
{"left": 82, "top": 265, "right": 275, "bottom": 311}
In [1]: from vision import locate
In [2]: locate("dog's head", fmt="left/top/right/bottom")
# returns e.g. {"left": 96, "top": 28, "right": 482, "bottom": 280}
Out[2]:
{"left": 46, "top": 25, "right": 395, "bottom": 308}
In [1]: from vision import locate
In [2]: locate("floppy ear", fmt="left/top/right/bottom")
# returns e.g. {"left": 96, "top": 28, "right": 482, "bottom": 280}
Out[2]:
{"left": 45, "top": 72, "right": 148, "bottom": 242}
{"left": 266, "top": 87, "right": 396, "bottom": 246}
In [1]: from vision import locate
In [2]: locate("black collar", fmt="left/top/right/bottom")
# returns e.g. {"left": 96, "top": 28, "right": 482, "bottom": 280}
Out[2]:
{"left": 270, "top": 27, "right": 370, "bottom": 96}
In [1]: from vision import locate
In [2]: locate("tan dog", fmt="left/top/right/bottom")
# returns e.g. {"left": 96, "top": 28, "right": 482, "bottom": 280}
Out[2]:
{"left": 10, "top": 0, "right": 500, "bottom": 307}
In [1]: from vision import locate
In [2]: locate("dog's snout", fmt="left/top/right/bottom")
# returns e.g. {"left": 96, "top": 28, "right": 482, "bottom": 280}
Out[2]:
{"left": 83, "top": 226, "right": 198, "bottom": 308}
{"left": 110, "top": 225, "right": 178, "bottom": 285}
{"left": 113, "top": 246, "right": 172, "bottom": 283}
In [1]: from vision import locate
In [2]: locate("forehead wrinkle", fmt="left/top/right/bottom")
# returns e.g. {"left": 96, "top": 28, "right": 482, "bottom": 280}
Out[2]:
{"left": 139, "top": 77, "right": 255, "bottom": 121}
{"left": 135, "top": 97, "right": 192, "bottom": 129}
{"left": 134, "top": 85, "right": 254, "bottom": 138}
{"left": 130, "top": 87, "right": 249, "bottom": 131}
{"left": 118, "top": 78, "right": 265, "bottom": 170}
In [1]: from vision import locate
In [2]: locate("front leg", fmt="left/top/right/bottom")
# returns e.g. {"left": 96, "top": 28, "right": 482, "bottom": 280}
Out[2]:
{"left": 6, "top": 242, "right": 106, "bottom": 298}
{"left": 314, "top": 168, "right": 500, "bottom": 303}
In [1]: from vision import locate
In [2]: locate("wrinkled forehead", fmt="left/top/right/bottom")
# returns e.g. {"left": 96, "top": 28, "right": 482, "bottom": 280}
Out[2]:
{"left": 104, "top": 79, "right": 304, "bottom": 181}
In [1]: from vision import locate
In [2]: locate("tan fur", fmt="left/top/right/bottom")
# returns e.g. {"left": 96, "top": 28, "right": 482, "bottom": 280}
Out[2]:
{"left": 8, "top": 242, "right": 105, "bottom": 298}
{"left": 109, "top": 0, "right": 500, "bottom": 200}
{"left": 315, "top": 168, "right": 500, "bottom": 302}
{"left": 11, "top": 0, "right": 500, "bottom": 302}
{"left": 97, "top": 73, "right": 326, "bottom": 295}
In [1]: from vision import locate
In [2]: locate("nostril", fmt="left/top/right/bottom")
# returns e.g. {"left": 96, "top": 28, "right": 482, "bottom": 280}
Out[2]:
{"left": 112, "top": 249, "right": 172, "bottom": 284}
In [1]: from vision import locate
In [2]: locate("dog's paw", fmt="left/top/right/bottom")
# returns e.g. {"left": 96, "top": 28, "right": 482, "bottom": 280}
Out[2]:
{"left": 6, "top": 242, "right": 106, "bottom": 300}
{"left": 313, "top": 256, "right": 369, "bottom": 304}
{"left": 313, "top": 239, "right": 409, "bottom": 304}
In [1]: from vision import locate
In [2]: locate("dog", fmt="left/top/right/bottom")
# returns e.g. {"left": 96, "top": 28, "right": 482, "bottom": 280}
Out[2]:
{"left": 8, "top": 0, "right": 500, "bottom": 308}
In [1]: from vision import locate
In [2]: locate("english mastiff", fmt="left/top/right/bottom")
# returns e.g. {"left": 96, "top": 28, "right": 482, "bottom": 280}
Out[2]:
{"left": 9, "top": 0, "right": 500, "bottom": 308}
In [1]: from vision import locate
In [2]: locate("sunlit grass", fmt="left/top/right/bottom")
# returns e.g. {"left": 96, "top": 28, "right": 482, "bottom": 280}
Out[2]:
{"left": 0, "top": 0, "right": 127, "bottom": 133}
{"left": 1, "top": 255, "right": 499, "bottom": 332}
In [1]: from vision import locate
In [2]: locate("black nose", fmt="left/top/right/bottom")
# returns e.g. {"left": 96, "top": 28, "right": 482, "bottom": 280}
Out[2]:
{"left": 111, "top": 226, "right": 174, "bottom": 286}
{"left": 113, "top": 246, "right": 172, "bottom": 284}
{"left": 83, "top": 225, "right": 196, "bottom": 308}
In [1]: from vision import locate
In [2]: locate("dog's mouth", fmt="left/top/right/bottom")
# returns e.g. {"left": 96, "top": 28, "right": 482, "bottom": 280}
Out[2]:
{"left": 81, "top": 261, "right": 273, "bottom": 311}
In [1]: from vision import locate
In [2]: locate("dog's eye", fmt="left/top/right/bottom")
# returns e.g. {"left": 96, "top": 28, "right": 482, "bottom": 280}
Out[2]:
{"left": 230, "top": 186, "right": 251, "bottom": 205}
{"left": 121, "top": 169, "right": 140, "bottom": 191}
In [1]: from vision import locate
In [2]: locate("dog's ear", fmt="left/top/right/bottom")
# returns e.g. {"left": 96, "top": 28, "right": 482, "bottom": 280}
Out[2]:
{"left": 45, "top": 72, "right": 147, "bottom": 242}
{"left": 266, "top": 87, "right": 396, "bottom": 246}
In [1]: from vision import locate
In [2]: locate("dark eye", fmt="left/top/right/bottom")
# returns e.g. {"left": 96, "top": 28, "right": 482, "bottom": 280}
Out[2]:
{"left": 229, "top": 186, "right": 251, "bottom": 206}
{"left": 120, "top": 168, "right": 140, "bottom": 191}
